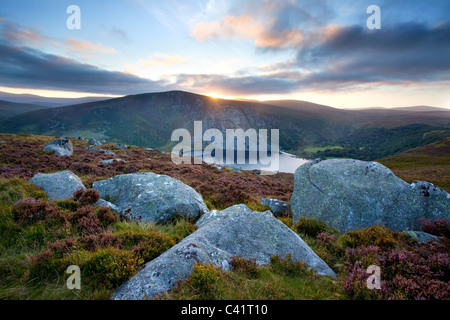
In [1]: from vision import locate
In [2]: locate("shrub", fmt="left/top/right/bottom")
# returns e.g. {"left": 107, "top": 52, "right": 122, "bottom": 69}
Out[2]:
{"left": 79, "top": 233, "right": 121, "bottom": 251}
{"left": 97, "top": 206, "right": 119, "bottom": 226}
{"left": 336, "top": 225, "right": 409, "bottom": 252}
{"left": 116, "top": 230, "right": 175, "bottom": 262}
{"left": 419, "top": 218, "right": 450, "bottom": 238}
{"left": 82, "top": 248, "right": 143, "bottom": 289}
{"left": 13, "top": 198, "right": 60, "bottom": 226}
{"left": 56, "top": 199, "right": 79, "bottom": 211}
{"left": 293, "top": 217, "right": 338, "bottom": 237}
{"left": 46, "top": 238, "right": 76, "bottom": 256}
{"left": 344, "top": 241, "right": 450, "bottom": 300}
{"left": 72, "top": 188, "right": 101, "bottom": 206}
{"left": 78, "top": 211, "right": 102, "bottom": 235}
{"left": 270, "top": 254, "right": 310, "bottom": 277}
{"left": 229, "top": 256, "right": 260, "bottom": 278}
{"left": 186, "top": 262, "right": 223, "bottom": 299}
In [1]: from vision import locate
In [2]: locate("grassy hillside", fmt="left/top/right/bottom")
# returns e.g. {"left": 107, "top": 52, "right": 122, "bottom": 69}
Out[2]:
{"left": 378, "top": 137, "right": 450, "bottom": 192}
{"left": 1, "top": 91, "right": 449, "bottom": 160}
{"left": 0, "top": 100, "right": 48, "bottom": 120}
{"left": 0, "top": 134, "right": 448, "bottom": 300}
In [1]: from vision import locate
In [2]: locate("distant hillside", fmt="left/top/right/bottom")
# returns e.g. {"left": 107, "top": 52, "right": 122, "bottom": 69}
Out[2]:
{"left": 0, "top": 100, "right": 48, "bottom": 120}
{"left": 0, "top": 91, "right": 112, "bottom": 107}
{"left": 0, "top": 91, "right": 449, "bottom": 160}
{"left": 378, "top": 137, "right": 450, "bottom": 192}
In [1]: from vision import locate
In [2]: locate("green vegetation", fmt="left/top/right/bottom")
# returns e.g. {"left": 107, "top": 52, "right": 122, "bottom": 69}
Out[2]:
{"left": 159, "top": 255, "right": 346, "bottom": 300}
{"left": 303, "top": 145, "right": 343, "bottom": 153}
{"left": 0, "top": 133, "right": 448, "bottom": 300}
{"left": 378, "top": 137, "right": 450, "bottom": 192}
{"left": 0, "top": 180, "right": 198, "bottom": 299}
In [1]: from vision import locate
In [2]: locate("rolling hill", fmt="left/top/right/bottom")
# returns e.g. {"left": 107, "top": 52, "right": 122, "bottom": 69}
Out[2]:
{"left": 0, "top": 100, "right": 49, "bottom": 120}
{"left": 0, "top": 90, "right": 449, "bottom": 160}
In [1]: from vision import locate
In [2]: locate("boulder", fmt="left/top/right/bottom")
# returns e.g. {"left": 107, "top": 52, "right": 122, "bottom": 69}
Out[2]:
{"left": 43, "top": 138, "right": 73, "bottom": 156}
{"left": 114, "top": 143, "right": 128, "bottom": 149}
{"left": 112, "top": 204, "right": 335, "bottom": 300}
{"left": 261, "top": 198, "right": 291, "bottom": 217}
{"left": 88, "top": 138, "right": 102, "bottom": 146}
{"left": 95, "top": 199, "right": 120, "bottom": 212}
{"left": 98, "top": 159, "right": 126, "bottom": 165}
{"left": 407, "top": 231, "right": 439, "bottom": 243}
{"left": 291, "top": 159, "right": 450, "bottom": 233}
{"left": 28, "top": 170, "right": 85, "bottom": 201}
{"left": 92, "top": 172, "right": 208, "bottom": 223}
{"left": 86, "top": 145, "right": 115, "bottom": 155}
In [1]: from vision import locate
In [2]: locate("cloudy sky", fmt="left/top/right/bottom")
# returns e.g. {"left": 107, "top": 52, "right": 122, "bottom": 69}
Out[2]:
{"left": 0, "top": 0, "right": 449, "bottom": 108}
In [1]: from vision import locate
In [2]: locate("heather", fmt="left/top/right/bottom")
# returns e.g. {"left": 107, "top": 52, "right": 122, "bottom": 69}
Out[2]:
{"left": 0, "top": 134, "right": 294, "bottom": 210}
{"left": 0, "top": 134, "right": 449, "bottom": 300}
{"left": 0, "top": 180, "right": 198, "bottom": 299}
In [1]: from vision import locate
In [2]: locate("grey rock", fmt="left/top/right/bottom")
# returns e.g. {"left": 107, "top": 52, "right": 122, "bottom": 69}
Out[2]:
{"left": 88, "top": 138, "right": 102, "bottom": 146}
{"left": 112, "top": 204, "right": 335, "bottom": 300}
{"left": 261, "top": 198, "right": 291, "bottom": 217}
{"left": 28, "top": 170, "right": 85, "bottom": 201}
{"left": 407, "top": 231, "right": 439, "bottom": 243}
{"left": 43, "top": 138, "right": 73, "bottom": 156}
{"left": 95, "top": 199, "right": 120, "bottom": 212}
{"left": 114, "top": 143, "right": 128, "bottom": 149}
{"left": 98, "top": 159, "right": 126, "bottom": 165}
{"left": 86, "top": 145, "right": 115, "bottom": 155}
{"left": 291, "top": 159, "right": 450, "bottom": 233}
{"left": 93, "top": 172, "right": 208, "bottom": 223}
{"left": 78, "top": 137, "right": 85, "bottom": 141}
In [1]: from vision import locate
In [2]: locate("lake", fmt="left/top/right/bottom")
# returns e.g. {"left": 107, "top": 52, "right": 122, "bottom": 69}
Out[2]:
{"left": 191, "top": 150, "right": 310, "bottom": 174}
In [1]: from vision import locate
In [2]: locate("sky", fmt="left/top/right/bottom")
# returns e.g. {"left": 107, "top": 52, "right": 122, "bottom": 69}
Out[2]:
{"left": 0, "top": 0, "right": 449, "bottom": 108}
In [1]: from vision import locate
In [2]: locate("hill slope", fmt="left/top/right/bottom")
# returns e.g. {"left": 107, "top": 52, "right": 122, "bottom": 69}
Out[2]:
{"left": 0, "top": 100, "right": 48, "bottom": 120}
{"left": 378, "top": 137, "right": 450, "bottom": 192}
{"left": 0, "top": 91, "right": 449, "bottom": 160}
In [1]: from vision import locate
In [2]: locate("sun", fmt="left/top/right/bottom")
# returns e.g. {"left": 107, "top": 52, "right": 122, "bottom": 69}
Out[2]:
{"left": 206, "top": 92, "right": 221, "bottom": 99}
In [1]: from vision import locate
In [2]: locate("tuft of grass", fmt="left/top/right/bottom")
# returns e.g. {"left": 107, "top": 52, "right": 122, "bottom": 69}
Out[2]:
{"left": 160, "top": 256, "right": 346, "bottom": 300}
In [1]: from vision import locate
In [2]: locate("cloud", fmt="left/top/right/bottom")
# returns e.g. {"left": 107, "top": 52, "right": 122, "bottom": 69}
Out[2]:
{"left": 295, "top": 21, "right": 450, "bottom": 83}
{"left": 138, "top": 53, "right": 186, "bottom": 68}
{"left": 0, "top": 18, "right": 55, "bottom": 47}
{"left": 65, "top": 39, "right": 118, "bottom": 55}
{"left": 110, "top": 27, "right": 131, "bottom": 42}
{"left": 0, "top": 43, "right": 168, "bottom": 95}
{"left": 191, "top": 13, "right": 304, "bottom": 49}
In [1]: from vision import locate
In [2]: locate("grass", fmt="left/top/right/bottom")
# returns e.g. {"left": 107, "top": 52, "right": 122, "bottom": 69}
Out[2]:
{"left": 378, "top": 137, "right": 450, "bottom": 192}
{"left": 0, "top": 180, "right": 198, "bottom": 300}
{"left": 303, "top": 145, "right": 344, "bottom": 153}
{"left": 0, "top": 133, "right": 448, "bottom": 300}
{"left": 159, "top": 256, "right": 346, "bottom": 300}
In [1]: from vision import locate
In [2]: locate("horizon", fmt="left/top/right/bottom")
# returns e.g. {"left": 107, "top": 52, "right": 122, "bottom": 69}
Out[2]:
{"left": 1, "top": 88, "right": 450, "bottom": 111}
{"left": 0, "top": 1, "right": 449, "bottom": 109}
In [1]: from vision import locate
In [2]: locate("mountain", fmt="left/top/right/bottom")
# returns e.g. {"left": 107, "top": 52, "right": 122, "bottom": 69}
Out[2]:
{"left": 0, "top": 100, "right": 48, "bottom": 120}
{"left": 0, "top": 90, "right": 449, "bottom": 160}
{"left": 0, "top": 91, "right": 113, "bottom": 107}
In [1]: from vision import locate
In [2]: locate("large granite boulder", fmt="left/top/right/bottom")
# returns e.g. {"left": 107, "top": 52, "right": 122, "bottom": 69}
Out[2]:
{"left": 291, "top": 159, "right": 450, "bottom": 233}
{"left": 92, "top": 172, "right": 208, "bottom": 223}
{"left": 112, "top": 204, "right": 335, "bottom": 300}
{"left": 43, "top": 139, "right": 73, "bottom": 156}
{"left": 28, "top": 170, "right": 85, "bottom": 201}
{"left": 261, "top": 198, "right": 291, "bottom": 217}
